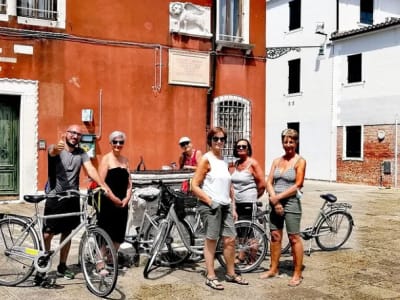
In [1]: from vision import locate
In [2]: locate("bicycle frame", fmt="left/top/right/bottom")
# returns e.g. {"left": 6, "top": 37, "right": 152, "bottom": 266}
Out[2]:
{"left": 6, "top": 191, "right": 93, "bottom": 273}
{"left": 164, "top": 203, "right": 203, "bottom": 255}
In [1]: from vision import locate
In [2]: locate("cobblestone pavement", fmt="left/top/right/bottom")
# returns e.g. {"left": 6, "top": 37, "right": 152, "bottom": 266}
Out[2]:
{"left": 0, "top": 180, "right": 399, "bottom": 299}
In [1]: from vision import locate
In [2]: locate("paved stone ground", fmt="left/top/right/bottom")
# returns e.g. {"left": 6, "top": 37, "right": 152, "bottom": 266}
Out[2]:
{"left": 0, "top": 180, "right": 399, "bottom": 299}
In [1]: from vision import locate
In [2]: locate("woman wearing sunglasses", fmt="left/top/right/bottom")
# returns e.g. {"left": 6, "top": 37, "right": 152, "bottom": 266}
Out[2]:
{"left": 192, "top": 127, "right": 248, "bottom": 290}
{"left": 231, "top": 139, "right": 265, "bottom": 220}
{"left": 97, "top": 131, "right": 132, "bottom": 254}
{"left": 231, "top": 139, "right": 265, "bottom": 266}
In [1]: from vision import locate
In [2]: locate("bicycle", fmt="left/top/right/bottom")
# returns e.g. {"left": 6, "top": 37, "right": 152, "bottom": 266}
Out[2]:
{"left": 215, "top": 201, "right": 289, "bottom": 273}
{"left": 123, "top": 184, "right": 167, "bottom": 265}
{"left": 281, "top": 193, "right": 354, "bottom": 255}
{"left": 143, "top": 187, "right": 200, "bottom": 278}
{"left": 0, "top": 189, "right": 118, "bottom": 297}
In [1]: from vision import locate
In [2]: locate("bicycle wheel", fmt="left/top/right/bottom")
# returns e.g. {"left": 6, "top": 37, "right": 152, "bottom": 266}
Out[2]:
{"left": 147, "top": 216, "right": 193, "bottom": 267}
{"left": 315, "top": 211, "right": 353, "bottom": 251}
{"left": 80, "top": 226, "right": 118, "bottom": 297}
{"left": 216, "top": 221, "right": 268, "bottom": 273}
{"left": 184, "top": 209, "right": 204, "bottom": 262}
{"left": 0, "top": 217, "right": 39, "bottom": 286}
{"left": 143, "top": 219, "right": 169, "bottom": 278}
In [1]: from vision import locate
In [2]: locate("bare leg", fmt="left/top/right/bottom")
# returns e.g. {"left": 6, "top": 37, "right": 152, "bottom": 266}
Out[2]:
{"left": 260, "top": 229, "right": 282, "bottom": 279}
{"left": 223, "top": 236, "right": 236, "bottom": 276}
{"left": 288, "top": 233, "right": 303, "bottom": 285}
{"left": 59, "top": 232, "right": 71, "bottom": 265}
{"left": 204, "top": 238, "right": 217, "bottom": 278}
{"left": 43, "top": 232, "right": 54, "bottom": 252}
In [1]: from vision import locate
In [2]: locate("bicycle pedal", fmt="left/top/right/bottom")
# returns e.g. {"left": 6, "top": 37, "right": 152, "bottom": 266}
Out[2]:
{"left": 40, "top": 277, "right": 57, "bottom": 288}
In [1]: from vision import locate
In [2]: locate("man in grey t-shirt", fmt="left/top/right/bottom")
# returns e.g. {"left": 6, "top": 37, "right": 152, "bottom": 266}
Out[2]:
{"left": 35, "top": 124, "right": 108, "bottom": 284}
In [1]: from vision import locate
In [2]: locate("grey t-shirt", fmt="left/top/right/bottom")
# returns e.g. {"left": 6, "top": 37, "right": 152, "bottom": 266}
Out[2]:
{"left": 47, "top": 146, "right": 90, "bottom": 193}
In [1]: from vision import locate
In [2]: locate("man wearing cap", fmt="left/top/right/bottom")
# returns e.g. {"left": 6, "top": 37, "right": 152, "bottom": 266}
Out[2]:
{"left": 178, "top": 136, "right": 202, "bottom": 170}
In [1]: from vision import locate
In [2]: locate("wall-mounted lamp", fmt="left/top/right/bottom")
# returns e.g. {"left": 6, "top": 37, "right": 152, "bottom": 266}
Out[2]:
{"left": 315, "top": 22, "right": 327, "bottom": 35}
{"left": 377, "top": 130, "right": 386, "bottom": 141}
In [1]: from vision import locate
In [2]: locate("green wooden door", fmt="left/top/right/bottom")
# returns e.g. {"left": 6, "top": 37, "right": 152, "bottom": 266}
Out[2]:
{"left": 0, "top": 95, "right": 20, "bottom": 195}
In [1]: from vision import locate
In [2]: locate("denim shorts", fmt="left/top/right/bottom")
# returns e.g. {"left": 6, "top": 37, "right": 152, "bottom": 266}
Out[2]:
{"left": 197, "top": 201, "right": 236, "bottom": 240}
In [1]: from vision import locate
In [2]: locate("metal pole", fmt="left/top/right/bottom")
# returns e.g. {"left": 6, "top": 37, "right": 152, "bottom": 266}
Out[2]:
{"left": 395, "top": 115, "right": 398, "bottom": 188}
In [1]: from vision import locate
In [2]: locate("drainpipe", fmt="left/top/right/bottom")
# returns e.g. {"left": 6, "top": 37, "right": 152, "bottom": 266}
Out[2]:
{"left": 336, "top": 0, "right": 339, "bottom": 32}
{"left": 95, "top": 89, "right": 102, "bottom": 140}
{"left": 207, "top": 0, "right": 217, "bottom": 131}
{"left": 395, "top": 115, "right": 398, "bottom": 188}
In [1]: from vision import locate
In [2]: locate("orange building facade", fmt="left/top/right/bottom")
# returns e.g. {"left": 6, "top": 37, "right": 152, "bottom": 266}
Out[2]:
{"left": 0, "top": 1, "right": 266, "bottom": 199}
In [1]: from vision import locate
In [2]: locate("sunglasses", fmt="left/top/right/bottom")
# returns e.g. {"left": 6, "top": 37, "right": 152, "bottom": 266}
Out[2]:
{"left": 67, "top": 130, "right": 82, "bottom": 137}
{"left": 112, "top": 140, "right": 125, "bottom": 145}
{"left": 179, "top": 141, "right": 190, "bottom": 147}
{"left": 236, "top": 144, "right": 248, "bottom": 150}
{"left": 212, "top": 136, "right": 226, "bottom": 143}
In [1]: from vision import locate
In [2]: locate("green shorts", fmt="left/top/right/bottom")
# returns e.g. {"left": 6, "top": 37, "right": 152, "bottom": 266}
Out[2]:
{"left": 269, "top": 209, "right": 301, "bottom": 234}
{"left": 197, "top": 202, "right": 236, "bottom": 240}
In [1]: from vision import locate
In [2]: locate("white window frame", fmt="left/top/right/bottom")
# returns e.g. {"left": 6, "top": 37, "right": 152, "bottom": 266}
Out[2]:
{"left": 0, "top": 0, "right": 65, "bottom": 29}
{"left": 343, "top": 125, "right": 364, "bottom": 160}
{"left": 213, "top": 95, "right": 251, "bottom": 162}
{"left": 216, "top": 0, "right": 249, "bottom": 44}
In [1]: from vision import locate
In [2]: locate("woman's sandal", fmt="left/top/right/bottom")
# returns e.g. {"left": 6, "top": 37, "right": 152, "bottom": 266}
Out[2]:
{"left": 205, "top": 277, "right": 224, "bottom": 290}
{"left": 225, "top": 274, "right": 249, "bottom": 285}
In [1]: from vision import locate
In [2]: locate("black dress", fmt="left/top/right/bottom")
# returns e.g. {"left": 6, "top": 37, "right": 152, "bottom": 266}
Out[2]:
{"left": 97, "top": 167, "right": 130, "bottom": 243}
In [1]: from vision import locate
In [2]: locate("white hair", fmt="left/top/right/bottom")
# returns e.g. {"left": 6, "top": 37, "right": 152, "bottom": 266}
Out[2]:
{"left": 109, "top": 130, "right": 126, "bottom": 143}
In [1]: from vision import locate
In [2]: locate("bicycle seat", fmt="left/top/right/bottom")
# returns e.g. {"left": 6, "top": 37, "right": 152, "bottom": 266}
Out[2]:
{"left": 138, "top": 194, "right": 158, "bottom": 202}
{"left": 320, "top": 193, "right": 337, "bottom": 203}
{"left": 23, "top": 194, "right": 47, "bottom": 203}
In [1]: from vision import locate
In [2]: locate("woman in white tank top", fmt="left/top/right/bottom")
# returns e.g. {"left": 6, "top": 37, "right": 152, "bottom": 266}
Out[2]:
{"left": 192, "top": 127, "right": 249, "bottom": 290}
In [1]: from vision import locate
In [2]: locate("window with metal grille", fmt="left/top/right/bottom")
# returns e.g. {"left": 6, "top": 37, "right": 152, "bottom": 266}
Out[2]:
{"left": 289, "top": 0, "right": 301, "bottom": 31}
{"left": 360, "top": 0, "right": 373, "bottom": 25}
{"left": 213, "top": 95, "right": 251, "bottom": 162}
{"left": 217, "top": 0, "right": 249, "bottom": 44}
{"left": 17, "top": 0, "right": 57, "bottom": 20}
{"left": 347, "top": 53, "right": 362, "bottom": 83}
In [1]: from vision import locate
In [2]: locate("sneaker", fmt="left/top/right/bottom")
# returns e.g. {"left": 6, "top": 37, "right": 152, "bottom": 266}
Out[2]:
{"left": 56, "top": 264, "right": 75, "bottom": 280}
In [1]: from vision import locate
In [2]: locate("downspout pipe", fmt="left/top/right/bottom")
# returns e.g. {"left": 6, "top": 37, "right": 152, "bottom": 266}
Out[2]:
{"left": 336, "top": 0, "right": 339, "bottom": 32}
{"left": 395, "top": 115, "right": 398, "bottom": 188}
{"left": 207, "top": 0, "right": 217, "bottom": 131}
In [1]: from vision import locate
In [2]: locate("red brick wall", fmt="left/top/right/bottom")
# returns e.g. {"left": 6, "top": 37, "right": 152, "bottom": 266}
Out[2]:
{"left": 337, "top": 125, "right": 399, "bottom": 187}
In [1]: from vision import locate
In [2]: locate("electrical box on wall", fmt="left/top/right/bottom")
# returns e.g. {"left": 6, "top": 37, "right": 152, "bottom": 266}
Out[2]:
{"left": 80, "top": 134, "right": 96, "bottom": 158}
{"left": 82, "top": 109, "right": 93, "bottom": 122}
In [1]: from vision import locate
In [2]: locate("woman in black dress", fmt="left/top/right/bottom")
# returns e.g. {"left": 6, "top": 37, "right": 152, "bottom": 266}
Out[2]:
{"left": 98, "top": 131, "right": 132, "bottom": 251}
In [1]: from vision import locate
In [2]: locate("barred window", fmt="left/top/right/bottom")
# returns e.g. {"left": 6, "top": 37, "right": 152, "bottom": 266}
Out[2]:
{"left": 214, "top": 95, "right": 251, "bottom": 162}
{"left": 0, "top": 0, "right": 6, "bottom": 14}
{"left": 17, "top": 0, "right": 58, "bottom": 20}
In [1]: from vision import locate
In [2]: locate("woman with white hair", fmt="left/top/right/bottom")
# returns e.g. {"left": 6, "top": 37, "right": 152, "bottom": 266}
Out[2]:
{"left": 97, "top": 130, "right": 132, "bottom": 253}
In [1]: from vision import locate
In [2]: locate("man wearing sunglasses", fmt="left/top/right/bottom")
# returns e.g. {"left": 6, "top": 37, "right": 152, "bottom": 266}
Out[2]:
{"left": 35, "top": 124, "right": 108, "bottom": 285}
{"left": 178, "top": 136, "right": 202, "bottom": 170}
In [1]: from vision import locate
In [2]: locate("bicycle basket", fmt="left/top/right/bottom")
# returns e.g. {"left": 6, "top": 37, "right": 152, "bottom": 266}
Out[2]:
{"left": 171, "top": 190, "right": 198, "bottom": 220}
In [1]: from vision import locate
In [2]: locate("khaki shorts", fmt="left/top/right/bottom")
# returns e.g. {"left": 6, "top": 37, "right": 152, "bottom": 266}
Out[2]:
{"left": 197, "top": 202, "right": 236, "bottom": 240}
{"left": 269, "top": 209, "right": 302, "bottom": 234}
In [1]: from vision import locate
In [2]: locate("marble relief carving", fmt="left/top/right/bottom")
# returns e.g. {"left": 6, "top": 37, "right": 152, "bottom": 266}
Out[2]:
{"left": 169, "top": 2, "right": 212, "bottom": 37}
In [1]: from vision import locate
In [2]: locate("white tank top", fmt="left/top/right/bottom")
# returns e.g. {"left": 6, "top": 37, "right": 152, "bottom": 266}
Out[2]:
{"left": 202, "top": 152, "right": 231, "bottom": 205}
